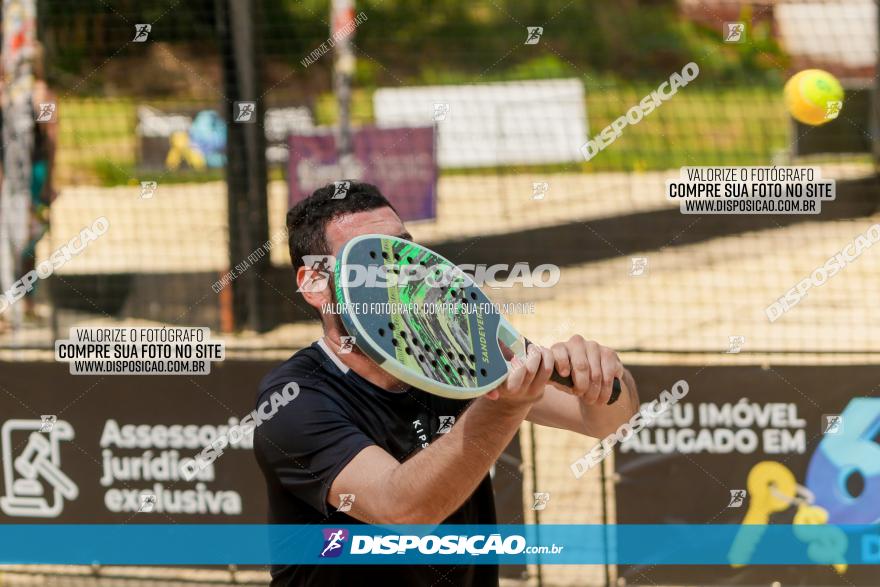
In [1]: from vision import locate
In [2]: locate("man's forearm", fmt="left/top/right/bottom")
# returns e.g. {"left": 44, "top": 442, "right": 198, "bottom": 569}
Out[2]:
{"left": 386, "top": 398, "right": 528, "bottom": 525}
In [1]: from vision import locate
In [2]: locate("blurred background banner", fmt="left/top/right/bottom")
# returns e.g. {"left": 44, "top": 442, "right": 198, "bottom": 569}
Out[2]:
{"left": 0, "top": 361, "right": 272, "bottom": 524}
{"left": 287, "top": 125, "right": 437, "bottom": 221}
{"left": 372, "top": 79, "right": 586, "bottom": 168}
{"left": 136, "top": 105, "right": 314, "bottom": 171}
{"left": 616, "top": 365, "right": 880, "bottom": 585}
{"left": 0, "top": 0, "right": 877, "bottom": 585}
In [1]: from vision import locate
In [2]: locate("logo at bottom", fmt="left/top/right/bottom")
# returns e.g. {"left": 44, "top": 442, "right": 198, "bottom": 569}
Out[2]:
{"left": 320, "top": 528, "right": 349, "bottom": 558}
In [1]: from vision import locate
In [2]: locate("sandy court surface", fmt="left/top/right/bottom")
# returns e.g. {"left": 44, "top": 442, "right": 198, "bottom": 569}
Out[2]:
{"left": 37, "top": 163, "right": 875, "bottom": 275}
{"left": 37, "top": 171, "right": 683, "bottom": 274}
{"left": 509, "top": 214, "right": 880, "bottom": 354}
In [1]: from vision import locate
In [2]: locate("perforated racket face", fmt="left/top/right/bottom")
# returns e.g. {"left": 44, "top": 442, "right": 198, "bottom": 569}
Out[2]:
{"left": 334, "top": 234, "right": 509, "bottom": 399}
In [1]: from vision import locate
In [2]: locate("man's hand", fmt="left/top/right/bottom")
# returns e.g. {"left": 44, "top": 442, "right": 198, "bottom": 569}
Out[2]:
{"left": 524, "top": 336, "right": 639, "bottom": 438}
{"left": 548, "top": 335, "right": 624, "bottom": 406}
{"left": 484, "top": 344, "right": 554, "bottom": 409}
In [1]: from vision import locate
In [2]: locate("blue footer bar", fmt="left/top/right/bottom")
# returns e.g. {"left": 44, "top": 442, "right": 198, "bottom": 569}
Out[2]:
{"left": 0, "top": 524, "right": 877, "bottom": 565}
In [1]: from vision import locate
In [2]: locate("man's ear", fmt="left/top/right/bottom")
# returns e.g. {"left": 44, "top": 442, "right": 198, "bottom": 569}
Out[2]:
{"left": 296, "top": 264, "right": 334, "bottom": 312}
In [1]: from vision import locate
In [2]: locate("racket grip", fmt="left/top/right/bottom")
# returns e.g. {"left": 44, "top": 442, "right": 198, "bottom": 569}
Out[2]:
{"left": 549, "top": 371, "right": 623, "bottom": 405}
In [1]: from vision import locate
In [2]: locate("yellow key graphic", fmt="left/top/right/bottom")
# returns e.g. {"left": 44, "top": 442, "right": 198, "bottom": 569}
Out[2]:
{"left": 728, "top": 461, "right": 796, "bottom": 566}
{"left": 793, "top": 502, "right": 848, "bottom": 574}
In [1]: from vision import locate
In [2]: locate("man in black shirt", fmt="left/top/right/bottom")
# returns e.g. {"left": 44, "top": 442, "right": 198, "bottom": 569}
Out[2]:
{"left": 254, "top": 182, "right": 640, "bottom": 586}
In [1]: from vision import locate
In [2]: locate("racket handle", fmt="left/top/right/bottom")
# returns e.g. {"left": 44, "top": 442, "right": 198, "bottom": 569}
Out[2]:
{"left": 549, "top": 371, "right": 623, "bottom": 405}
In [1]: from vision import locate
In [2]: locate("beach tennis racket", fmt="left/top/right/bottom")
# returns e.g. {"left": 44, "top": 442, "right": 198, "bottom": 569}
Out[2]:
{"left": 333, "top": 234, "right": 622, "bottom": 402}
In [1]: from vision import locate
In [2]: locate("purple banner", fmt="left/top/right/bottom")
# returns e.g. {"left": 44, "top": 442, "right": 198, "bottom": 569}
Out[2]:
{"left": 287, "top": 126, "right": 437, "bottom": 221}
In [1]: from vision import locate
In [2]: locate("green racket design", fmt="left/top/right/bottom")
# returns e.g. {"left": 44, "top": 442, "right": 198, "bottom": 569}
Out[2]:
{"left": 334, "top": 234, "right": 622, "bottom": 401}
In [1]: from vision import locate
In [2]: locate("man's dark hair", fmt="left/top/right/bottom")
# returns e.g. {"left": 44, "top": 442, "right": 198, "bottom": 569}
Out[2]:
{"left": 286, "top": 181, "right": 397, "bottom": 273}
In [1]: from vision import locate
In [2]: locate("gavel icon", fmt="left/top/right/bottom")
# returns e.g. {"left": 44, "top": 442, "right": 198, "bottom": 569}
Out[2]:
{"left": 14, "top": 432, "right": 79, "bottom": 501}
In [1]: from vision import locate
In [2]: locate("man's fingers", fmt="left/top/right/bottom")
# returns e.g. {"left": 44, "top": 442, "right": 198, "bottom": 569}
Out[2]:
{"left": 521, "top": 345, "right": 543, "bottom": 387}
{"left": 596, "top": 350, "right": 614, "bottom": 405}
{"left": 568, "top": 336, "right": 591, "bottom": 396}
{"left": 584, "top": 340, "right": 603, "bottom": 404}
{"left": 531, "top": 346, "right": 554, "bottom": 391}
{"left": 505, "top": 356, "right": 528, "bottom": 391}
{"left": 550, "top": 342, "right": 571, "bottom": 378}
{"left": 504, "top": 346, "right": 539, "bottom": 392}
{"left": 599, "top": 348, "right": 623, "bottom": 401}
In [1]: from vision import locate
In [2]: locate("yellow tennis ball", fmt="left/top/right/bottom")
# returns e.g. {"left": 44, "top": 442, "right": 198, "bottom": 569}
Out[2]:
{"left": 783, "top": 69, "right": 844, "bottom": 126}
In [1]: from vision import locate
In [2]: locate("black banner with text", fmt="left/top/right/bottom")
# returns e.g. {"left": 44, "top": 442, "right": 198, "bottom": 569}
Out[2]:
{"left": 618, "top": 365, "right": 880, "bottom": 585}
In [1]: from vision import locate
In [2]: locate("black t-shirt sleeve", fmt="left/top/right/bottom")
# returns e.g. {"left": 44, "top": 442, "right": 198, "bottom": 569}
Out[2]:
{"left": 254, "top": 383, "right": 376, "bottom": 517}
